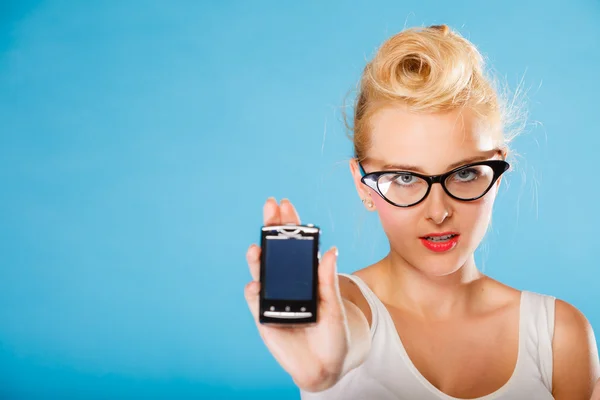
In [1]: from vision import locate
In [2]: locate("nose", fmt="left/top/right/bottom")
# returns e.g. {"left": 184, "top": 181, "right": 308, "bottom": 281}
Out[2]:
{"left": 424, "top": 184, "right": 452, "bottom": 225}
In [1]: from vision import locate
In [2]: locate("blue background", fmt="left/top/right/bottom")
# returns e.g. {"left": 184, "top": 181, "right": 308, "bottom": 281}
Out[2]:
{"left": 1, "top": 0, "right": 599, "bottom": 398}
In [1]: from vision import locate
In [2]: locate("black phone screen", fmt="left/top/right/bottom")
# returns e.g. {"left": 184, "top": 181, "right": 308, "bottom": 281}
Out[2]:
{"left": 263, "top": 237, "right": 315, "bottom": 301}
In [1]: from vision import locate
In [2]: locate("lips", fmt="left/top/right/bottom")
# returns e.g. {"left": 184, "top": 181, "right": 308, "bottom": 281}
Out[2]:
{"left": 423, "top": 233, "right": 457, "bottom": 242}
{"left": 419, "top": 232, "right": 460, "bottom": 253}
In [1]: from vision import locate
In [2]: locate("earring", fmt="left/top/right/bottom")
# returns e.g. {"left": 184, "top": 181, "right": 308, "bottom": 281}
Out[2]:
{"left": 362, "top": 198, "right": 374, "bottom": 209}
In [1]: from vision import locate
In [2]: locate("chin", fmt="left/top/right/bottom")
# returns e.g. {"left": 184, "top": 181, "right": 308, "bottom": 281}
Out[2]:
{"left": 415, "top": 258, "right": 465, "bottom": 277}
{"left": 407, "top": 245, "right": 472, "bottom": 277}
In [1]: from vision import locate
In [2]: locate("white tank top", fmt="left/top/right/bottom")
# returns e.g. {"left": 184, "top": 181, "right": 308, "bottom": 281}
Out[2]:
{"left": 300, "top": 273, "right": 556, "bottom": 400}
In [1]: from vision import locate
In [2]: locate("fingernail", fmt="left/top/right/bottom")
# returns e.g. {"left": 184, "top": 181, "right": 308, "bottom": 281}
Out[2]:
{"left": 332, "top": 246, "right": 338, "bottom": 257}
{"left": 281, "top": 198, "right": 289, "bottom": 203}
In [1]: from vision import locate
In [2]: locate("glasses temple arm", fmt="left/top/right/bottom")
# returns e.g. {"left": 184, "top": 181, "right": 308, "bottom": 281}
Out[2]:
{"left": 357, "top": 160, "right": 367, "bottom": 177}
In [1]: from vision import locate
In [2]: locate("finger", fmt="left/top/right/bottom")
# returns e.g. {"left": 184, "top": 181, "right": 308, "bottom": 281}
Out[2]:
{"left": 263, "top": 197, "right": 281, "bottom": 226}
{"left": 246, "top": 244, "right": 261, "bottom": 282}
{"left": 244, "top": 280, "right": 261, "bottom": 322}
{"left": 318, "top": 247, "right": 343, "bottom": 314}
{"left": 591, "top": 378, "right": 600, "bottom": 400}
{"left": 280, "top": 198, "right": 301, "bottom": 225}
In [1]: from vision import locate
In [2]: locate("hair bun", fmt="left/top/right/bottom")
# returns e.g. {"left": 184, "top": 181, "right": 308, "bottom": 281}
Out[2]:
{"left": 346, "top": 24, "right": 524, "bottom": 162}
{"left": 366, "top": 24, "right": 482, "bottom": 111}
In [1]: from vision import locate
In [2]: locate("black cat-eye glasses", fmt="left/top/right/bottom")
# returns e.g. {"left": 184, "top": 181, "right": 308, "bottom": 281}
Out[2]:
{"left": 358, "top": 159, "right": 510, "bottom": 208}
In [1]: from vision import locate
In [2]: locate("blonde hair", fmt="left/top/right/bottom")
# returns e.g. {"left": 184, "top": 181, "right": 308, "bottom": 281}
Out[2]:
{"left": 344, "top": 24, "right": 526, "bottom": 162}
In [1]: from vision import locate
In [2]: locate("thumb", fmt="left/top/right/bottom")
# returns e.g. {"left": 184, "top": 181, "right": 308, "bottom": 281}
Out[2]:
{"left": 318, "top": 247, "right": 343, "bottom": 312}
{"left": 244, "top": 280, "right": 260, "bottom": 323}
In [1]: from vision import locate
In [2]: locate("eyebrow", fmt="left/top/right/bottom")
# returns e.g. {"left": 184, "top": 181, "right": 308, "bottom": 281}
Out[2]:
{"left": 380, "top": 153, "right": 499, "bottom": 173}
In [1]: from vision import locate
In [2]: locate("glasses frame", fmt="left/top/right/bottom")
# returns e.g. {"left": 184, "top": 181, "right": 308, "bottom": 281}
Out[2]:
{"left": 358, "top": 159, "right": 510, "bottom": 208}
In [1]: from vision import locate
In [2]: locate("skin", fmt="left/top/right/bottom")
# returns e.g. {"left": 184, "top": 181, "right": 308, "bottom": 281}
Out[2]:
{"left": 245, "top": 103, "right": 600, "bottom": 398}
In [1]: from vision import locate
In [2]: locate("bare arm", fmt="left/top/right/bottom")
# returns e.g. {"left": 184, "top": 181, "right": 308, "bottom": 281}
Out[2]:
{"left": 552, "top": 299, "right": 600, "bottom": 399}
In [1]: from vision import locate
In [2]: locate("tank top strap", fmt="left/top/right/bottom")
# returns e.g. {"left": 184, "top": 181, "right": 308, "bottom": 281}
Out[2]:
{"left": 338, "top": 273, "right": 382, "bottom": 335}
{"left": 519, "top": 290, "right": 556, "bottom": 393}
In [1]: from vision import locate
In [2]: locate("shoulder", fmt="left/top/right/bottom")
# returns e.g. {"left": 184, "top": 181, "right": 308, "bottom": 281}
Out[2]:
{"left": 554, "top": 299, "right": 593, "bottom": 339}
{"left": 338, "top": 270, "right": 366, "bottom": 305}
{"left": 551, "top": 298, "right": 600, "bottom": 398}
{"left": 476, "top": 276, "right": 522, "bottom": 312}
{"left": 338, "top": 267, "right": 379, "bottom": 327}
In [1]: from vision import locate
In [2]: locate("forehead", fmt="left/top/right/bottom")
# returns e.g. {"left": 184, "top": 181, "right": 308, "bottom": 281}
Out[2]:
{"left": 367, "top": 105, "right": 498, "bottom": 173}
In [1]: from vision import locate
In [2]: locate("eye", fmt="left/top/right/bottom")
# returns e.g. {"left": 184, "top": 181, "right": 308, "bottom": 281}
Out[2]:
{"left": 453, "top": 168, "right": 478, "bottom": 182}
{"left": 393, "top": 173, "right": 419, "bottom": 185}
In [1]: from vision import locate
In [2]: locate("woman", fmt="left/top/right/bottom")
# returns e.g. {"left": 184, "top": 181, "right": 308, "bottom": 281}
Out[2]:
{"left": 244, "top": 24, "right": 600, "bottom": 399}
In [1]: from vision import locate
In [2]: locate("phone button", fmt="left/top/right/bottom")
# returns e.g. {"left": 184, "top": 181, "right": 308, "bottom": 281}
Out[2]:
{"left": 264, "top": 311, "right": 313, "bottom": 319}
{"left": 264, "top": 311, "right": 298, "bottom": 319}
{"left": 279, "top": 312, "right": 297, "bottom": 318}
{"left": 295, "top": 312, "right": 313, "bottom": 318}
{"left": 263, "top": 311, "right": 282, "bottom": 317}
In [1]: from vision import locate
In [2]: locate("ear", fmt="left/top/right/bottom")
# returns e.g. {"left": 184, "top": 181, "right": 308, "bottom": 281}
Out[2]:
{"left": 349, "top": 158, "right": 371, "bottom": 202}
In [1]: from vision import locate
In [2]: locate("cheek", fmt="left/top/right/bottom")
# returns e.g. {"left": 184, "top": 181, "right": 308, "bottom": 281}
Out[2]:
{"left": 459, "top": 190, "right": 497, "bottom": 239}
{"left": 371, "top": 192, "right": 391, "bottom": 217}
{"left": 370, "top": 191, "right": 418, "bottom": 233}
{"left": 370, "top": 191, "right": 398, "bottom": 221}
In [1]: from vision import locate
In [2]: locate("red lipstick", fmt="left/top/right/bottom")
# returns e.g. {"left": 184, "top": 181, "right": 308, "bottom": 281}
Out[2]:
{"left": 419, "top": 232, "right": 459, "bottom": 253}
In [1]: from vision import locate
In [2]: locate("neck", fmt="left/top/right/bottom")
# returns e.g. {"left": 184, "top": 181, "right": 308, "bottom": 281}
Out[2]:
{"left": 379, "top": 250, "right": 484, "bottom": 321}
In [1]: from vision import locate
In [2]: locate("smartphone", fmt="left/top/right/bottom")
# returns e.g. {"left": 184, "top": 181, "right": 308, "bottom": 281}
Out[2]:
{"left": 259, "top": 224, "right": 320, "bottom": 325}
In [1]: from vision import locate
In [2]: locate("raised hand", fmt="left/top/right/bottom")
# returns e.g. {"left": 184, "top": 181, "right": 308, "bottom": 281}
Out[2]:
{"left": 244, "top": 198, "right": 350, "bottom": 392}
